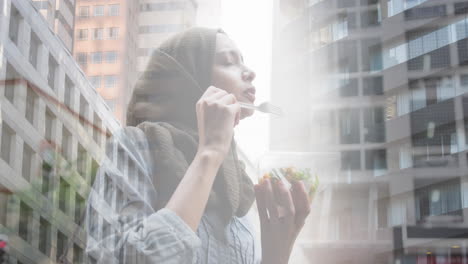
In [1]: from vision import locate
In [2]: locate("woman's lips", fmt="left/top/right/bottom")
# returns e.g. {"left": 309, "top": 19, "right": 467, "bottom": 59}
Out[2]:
{"left": 244, "top": 87, "right": 256, "bottom": 102}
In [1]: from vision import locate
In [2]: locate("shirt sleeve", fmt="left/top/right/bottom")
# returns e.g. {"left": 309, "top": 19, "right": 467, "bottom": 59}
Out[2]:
{"left": 85, "top": 127, "right": 201, "bottom": 264}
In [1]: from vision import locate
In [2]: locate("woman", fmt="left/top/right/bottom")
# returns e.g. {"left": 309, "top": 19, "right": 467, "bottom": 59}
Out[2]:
{"left": 86, "top": 27, "right": 310, "bottom": 264}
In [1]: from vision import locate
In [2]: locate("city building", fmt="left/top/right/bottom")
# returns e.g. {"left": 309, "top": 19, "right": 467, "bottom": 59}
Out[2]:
{"left": 137, "top": 0, "right": 197, "bottom": 74}
{"left": 0, "top": 0, "right": 140, "bottom": 263}
{"left": 31, "top": 0, "right": 76, "bottom": 53}
{"left": 271, "top": 0, "right": 468, "bottom": 263}
{"left": 73, "top": 0, "right": 197, "bottom": 125}
{"left": 73, "top": 0, "right": 140, "bottom": 124}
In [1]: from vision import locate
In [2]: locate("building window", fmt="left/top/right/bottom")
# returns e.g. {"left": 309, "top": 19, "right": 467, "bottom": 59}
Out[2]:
{"left": 39, "top": 217, "right": 51, "bottom": 256}
{"left": 104, "top": 75, "right": 117, "bottom": 88}
{"left": 405, "top": 5, "right": 446, "bottom": 20}
{"left": 339, "top": 109, "right": 360, "bottom": 144}
{"left": 77, "top": 52, "right": 87, "bottom": 65}
{"left": 77, "top": 144, "right": 87, "bottom": 178}
{"left": 361, "top": 38, "right": 382, "bottom": 71}
{"left": 25, "top": 85, "right": 38, "bottom": 126}
{"left": 62, "top": 128, "right": 72, "bottom": 161}
{"left": 365, "top": 149, "right": 387, "bottom": 171}
{"left": 116, "top": 188, "right": 124, "bottom": 211}
{"left": 363, "top": 107, "right": 385, "bottom": 143}
{"left": 108, "top": 27, "right": 119, "bottom": 39}
{"left": 89, "top": 76, "right": 101, "bottom": 88}
{"left": 93, "top": 114, "right": 102, "bottom": 146}
{"left": 79, "top": 95, "right": 89, "bottom": 127}
{"left": 415, "top": 179, "right": 462, "bottom": 223}
{"left": 22, "top": 144, "right": 34, "bottom": 182}
{"left": 461, "top": 74, "right": 468, "bottom": 90}
{"left": 9, "top": 5, "right": 22, "bottom": 45}
{"left": 91, "top": 52, "right": 102, "bottom": 64}
{"left": 75, "top": 193, "right": 85, "bottom": 224}
{"left": 73, "top": 244, "right": 84, "bottom": 264}
{"left": 56, "top": 231, "right": 67, "bottom": 261}
{"left": 29, "top": 31, "right": 41, "bottom": 69}
{"left": 455, "top": 2, "right": 468, "bottom": 15}
{"left": 1, "top": 123, "right": 15, "bottom": 165}
{"left": 105, "top": 51, "right": 118, "bottom": 63}
{"left": 77, "top": 29, "right": 88, "bottom": 40}
{"left": 48, "top": 56, "right": 58, "bottom": 91}
{"left": 78, "top": 6, "right": 89, "bottom": 17}
{"left": 93, "top": 5, "right": 104, "bottom": 16}
{"left": 361, "top": 9, "right": 381, "bottom": 27}
{"left": 45, "top": 108, "right": 55, "bottom": 143}
{"left": 91, "top": 159, "right": 99, "bottom": 185}
{"left": 64, "top": 76, "right": 75, "bottom": 109}
{"left": 109, "top": 4, "right": 120, "bottom": 16}
{"left": 88, "top": 205, "right": 99, "bottom": 240}
{"left": 363, "top": 76, "right": 383, "bottom": 95}
{"left": 19, "top": 201, "right": 32, "bottom": 243}
{"left": 42, "top": 162, "right": 52, "bottom": 197}
{"left": 59, "top": 178, "right": 70, "bottom": 214}
{"left": 93, "top": 28, "right": 104, "bottom": 40}
{"left": 407, "top": 28, "right": 450, "bottom": 70}
{"left": 103, "top": 173, "right": 113, "bottom": 204}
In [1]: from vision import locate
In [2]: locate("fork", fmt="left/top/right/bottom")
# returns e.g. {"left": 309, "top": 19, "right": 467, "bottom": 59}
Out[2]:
{"left": 239, "top": 102, "right": 283, "bottom": 116}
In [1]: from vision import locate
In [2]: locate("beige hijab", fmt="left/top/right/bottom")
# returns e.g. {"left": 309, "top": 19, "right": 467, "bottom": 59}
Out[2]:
{"left": 126, "top": 27, "right": 255, "bottom": 226}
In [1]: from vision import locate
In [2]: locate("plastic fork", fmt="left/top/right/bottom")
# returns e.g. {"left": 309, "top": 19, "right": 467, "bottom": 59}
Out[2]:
{"left": 239, "top": 102, "right": 283, "bottom": 116}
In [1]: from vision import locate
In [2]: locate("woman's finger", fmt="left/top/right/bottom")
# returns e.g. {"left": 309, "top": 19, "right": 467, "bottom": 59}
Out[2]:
{"left": 291, "top": 181, "right": 311, "bottom": 227}
{"left": 264, "top": 179, "right": 279, "bottom": 220}
{"left": 273, "top": 180, "right": 295, "bottom": 219}
{"left": 204, "top": 86, "right": 222, "bottom": 97}
{"left": 204, "top": 89, "right": 228, "bottom": 102}
{"left": 217, "top": 93, "right": 237, "bottom": 105}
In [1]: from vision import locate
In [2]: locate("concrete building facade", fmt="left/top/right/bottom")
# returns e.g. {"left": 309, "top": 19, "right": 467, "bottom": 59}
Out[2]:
{"left": 0, "top": 0, "right": 142, "bottom": 263}
{"left": 271, "top": 0, "right": 468, "bottom": 263}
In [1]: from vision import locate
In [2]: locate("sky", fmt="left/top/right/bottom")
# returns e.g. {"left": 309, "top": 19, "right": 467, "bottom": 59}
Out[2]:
{"left": 218, "top": 0, "right": 274, "bottom": 168}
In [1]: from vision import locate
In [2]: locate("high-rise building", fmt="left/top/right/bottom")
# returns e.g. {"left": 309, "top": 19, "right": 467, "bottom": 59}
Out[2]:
{"left": 0, "top": 0, "right": 135, "bottom": 263}
{"left": 31, "top": 0, "right": 76, "bottom": 53}
{"left": 73, "top": 0, "right": 197, "bottom": 125}
{"left": 271, "top": 0, "right": 468, "bottom": 263}
{"left": 73, "top": 0, "right": 140, "bottom": 125}
{"left": 137, "top": 0, "right": 197, "bottom": 74}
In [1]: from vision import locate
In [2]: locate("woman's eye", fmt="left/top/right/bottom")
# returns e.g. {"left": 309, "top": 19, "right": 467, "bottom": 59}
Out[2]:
{"left": 223, "top": 59, "right": 234, "bottom": 66}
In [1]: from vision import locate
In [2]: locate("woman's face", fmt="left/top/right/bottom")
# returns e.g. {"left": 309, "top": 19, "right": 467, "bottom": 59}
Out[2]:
{"left": 212, "top": 33, "right": 257, "bottom": 119}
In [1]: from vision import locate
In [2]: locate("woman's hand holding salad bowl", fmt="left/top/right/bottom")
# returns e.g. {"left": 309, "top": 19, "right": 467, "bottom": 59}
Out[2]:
{"left": 255, "top": 167, "right": 318, "bottom": 264}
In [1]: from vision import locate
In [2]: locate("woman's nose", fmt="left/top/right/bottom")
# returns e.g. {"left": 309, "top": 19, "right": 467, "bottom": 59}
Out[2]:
{"left": 242, "top": 67, "right": 256, "bottom": 82}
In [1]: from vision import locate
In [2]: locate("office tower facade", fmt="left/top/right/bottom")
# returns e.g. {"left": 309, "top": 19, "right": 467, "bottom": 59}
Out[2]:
{"left": 137, "top": 0, "right": 197, "bottom": 74}
{"left": 0, "top": 0, "right": 136, "bottom": 263}
{"left": 272, "top": 0, "right": 468, "bottom": 263}
{"left": 73, "top": 0, "right": 140, "bottom": 125}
